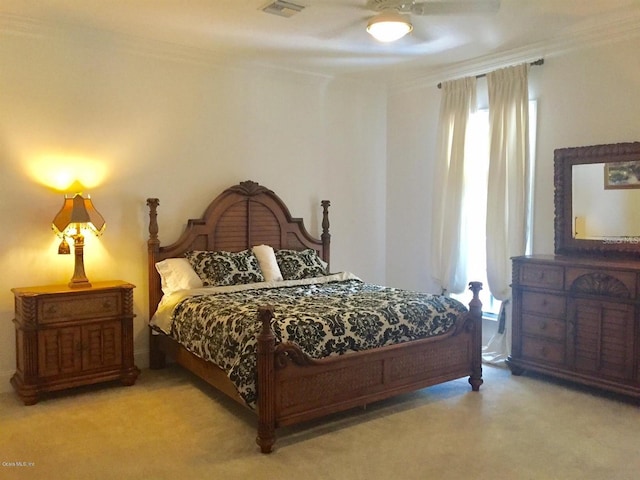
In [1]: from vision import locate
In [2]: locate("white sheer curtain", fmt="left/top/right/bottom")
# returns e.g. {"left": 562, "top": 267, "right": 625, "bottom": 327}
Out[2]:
{"left": 483, "top": 64, "right": 530, "bottom": 364}
{"left": 431, "top": 76, "right": 477, "bottom": 295}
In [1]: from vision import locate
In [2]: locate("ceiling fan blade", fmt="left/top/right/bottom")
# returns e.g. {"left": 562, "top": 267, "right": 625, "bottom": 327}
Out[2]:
{"left": 306, "top": 0, "right": 368, "bottom": 10}
{"left": 316, "top": 16, "right": 369, "bottom": 39}
{"left": 411, "top": 0, "right": 500, "bottom": 16}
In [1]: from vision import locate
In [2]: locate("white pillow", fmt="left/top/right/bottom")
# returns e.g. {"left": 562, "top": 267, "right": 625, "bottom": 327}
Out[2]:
{"left": 156, "top": 258, "right": 203, "bottom": 295}
{"left": 252, "top": 245, "right": 283, "bottom": 282}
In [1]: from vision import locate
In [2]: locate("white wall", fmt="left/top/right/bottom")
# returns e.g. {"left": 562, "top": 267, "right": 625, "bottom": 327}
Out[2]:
{"left": 531, "top": 40, "right": 640, "bottom": 253}
{"left": 0, "top": 21, "right": 387, "bottom": 389}
{"left": 387, "top": 35, "right": 640, "bottom": 297}
{"left": 386, "top": 84, "right": 441, "bottom": 292}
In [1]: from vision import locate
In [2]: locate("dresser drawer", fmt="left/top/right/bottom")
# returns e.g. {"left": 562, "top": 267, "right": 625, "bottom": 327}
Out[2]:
{"left": 522, "top": 314, "right": 565, "bottom": 341}
{"left": 521, "top": 292, "right": 565, "bottom": 317}
{"left": 38, "top": 292, "right": 122, "bottom": 324}
{"left": 519, "top": 263, "right": 564, "bottom": 289}
{"left": 566, "top": 268, "right": 636, "bottom": 296}
{"left": 522, "top": 336, "right": 565, "bottom": 365}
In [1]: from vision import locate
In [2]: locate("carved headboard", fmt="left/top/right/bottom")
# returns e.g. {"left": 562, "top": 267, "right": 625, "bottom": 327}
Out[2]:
{"left": 147, "top": 180, "right": 331, "bottom": 317}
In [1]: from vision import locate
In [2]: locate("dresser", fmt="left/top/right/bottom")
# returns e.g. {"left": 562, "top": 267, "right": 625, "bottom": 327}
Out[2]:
{"left": 507, "top": 255, "right": 640, "bottom": 398}
{"left": 11, "top": 280, "right": 139, "bottom": 405}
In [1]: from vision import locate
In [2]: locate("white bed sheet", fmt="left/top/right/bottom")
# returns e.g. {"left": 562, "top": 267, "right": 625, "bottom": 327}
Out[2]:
{"left": 150, "top": 271, "right": 361, "bottom": 334}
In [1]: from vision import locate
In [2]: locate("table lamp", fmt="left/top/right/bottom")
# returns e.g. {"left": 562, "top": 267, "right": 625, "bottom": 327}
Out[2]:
{"left": 52, "top": 193, "right": 106, "bottom": 288}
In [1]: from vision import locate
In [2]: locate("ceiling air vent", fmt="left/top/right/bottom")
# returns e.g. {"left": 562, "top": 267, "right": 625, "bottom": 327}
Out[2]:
{"left": 261, "top": 0, "right": 305, "bottom": 18}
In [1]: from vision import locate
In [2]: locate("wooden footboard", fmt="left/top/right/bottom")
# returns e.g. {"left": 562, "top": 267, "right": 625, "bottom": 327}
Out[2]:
{"left": 255, "top": 281, "right": 483, "bottom": 453}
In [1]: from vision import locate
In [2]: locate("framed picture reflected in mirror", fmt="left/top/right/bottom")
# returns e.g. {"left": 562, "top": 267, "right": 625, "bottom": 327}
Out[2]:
{"left": 604, "top": 160, "right": 640, "bottom": 189}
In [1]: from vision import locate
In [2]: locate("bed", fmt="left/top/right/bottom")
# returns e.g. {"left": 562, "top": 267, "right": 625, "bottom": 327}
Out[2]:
{"left": 147, "top": 180, "right": 483, "bottom": 453}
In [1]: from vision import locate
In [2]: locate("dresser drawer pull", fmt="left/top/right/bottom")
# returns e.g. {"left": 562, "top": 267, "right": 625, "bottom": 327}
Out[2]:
{"left": 46, "top": 305, "right": 57, "bottom": 315}
{"left": 102, "top": 301, "right": 112, "bottom": 311}
{"left": 538, "top": 321, "right": 547, "bottom": 330}
{"left": 539, "top": 346, "right": 548, "bottom": 357}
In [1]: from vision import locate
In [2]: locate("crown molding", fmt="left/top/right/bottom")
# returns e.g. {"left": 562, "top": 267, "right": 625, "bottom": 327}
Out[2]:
{"left": 2, "top": 10, "right": 639, "bottom": 92}
{"left": 0, "top": 12, "right": 341, "bottom": 83}
{"left": 389, "top": 10, "right": 640, "bottom": 93}
{"left": 0, "top": 12, "right": 231, "bottom": 69}
{"left": 0, "top": 13, "right": 45, "bottom": 38}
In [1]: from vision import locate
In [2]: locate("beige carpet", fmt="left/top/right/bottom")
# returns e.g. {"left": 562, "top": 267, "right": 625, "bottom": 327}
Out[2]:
{"left": 1, "top": 364, "right": 639, "bottom": 480}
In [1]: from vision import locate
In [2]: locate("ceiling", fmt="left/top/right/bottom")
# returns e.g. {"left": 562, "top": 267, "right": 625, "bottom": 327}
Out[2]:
{"left": 3, "top": 0, "right": 640, "bottom": 85}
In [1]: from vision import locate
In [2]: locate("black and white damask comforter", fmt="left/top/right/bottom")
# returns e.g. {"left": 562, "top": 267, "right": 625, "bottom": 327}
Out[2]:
{"left": 150, "top": 272, "right": 468, "bottom": 409}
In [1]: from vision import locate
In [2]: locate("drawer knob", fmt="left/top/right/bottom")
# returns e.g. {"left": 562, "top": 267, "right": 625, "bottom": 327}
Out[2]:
{"left": 539, "top": 346, "right": 548, "bottom": 357}
{"left": 46, "top": 305, "right": 57, "bottom": 315}
{"left": 102, "top": 301, "right": 112, "bottom": 310}
{"left": 539, "top": 321, "right": 547, "bottom": 330}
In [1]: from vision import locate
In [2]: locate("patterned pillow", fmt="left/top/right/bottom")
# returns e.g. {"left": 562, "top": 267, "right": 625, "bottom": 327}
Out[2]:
{"left": 185, "top": 250, "right": 264, "bottom": 287}
{"left": 275, "top": 248, "right": 327, "bottom": 280}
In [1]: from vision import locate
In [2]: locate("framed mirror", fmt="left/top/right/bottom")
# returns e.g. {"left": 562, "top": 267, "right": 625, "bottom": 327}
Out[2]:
{"left": 554, "top": 142, "right": 640, "bottom": 258}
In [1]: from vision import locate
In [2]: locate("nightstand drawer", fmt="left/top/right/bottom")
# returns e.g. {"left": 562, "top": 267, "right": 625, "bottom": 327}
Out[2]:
{"left": 521, "top": 292, "right": 565, "bottom": 317}
{"left": 519, "top": 264, "right": 564, "bottom": 289}
{"left": 522, "top": 314, "right": 565, "bottom": 341}
{"left": 522, "top": 336, "right": 565, "bottom": 365}
{"left": 39, "top": 292, "right": 121, "bottom": 324}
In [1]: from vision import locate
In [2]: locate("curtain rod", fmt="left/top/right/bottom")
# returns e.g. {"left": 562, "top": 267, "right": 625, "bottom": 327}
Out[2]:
{"left": 437, "top": 58, "right": 544, "bottom": 89}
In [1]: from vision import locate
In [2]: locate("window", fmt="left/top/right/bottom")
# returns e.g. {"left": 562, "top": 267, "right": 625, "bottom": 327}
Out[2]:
{"left": 452, "top": 101, "right": 537, "bottom": 318}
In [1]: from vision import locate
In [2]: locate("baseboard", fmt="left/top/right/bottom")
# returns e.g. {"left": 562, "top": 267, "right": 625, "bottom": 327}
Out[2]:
{"left": 0, "top": 369, "right": 13, "bottom": 393}
{"left": 135, "top": 349, "right": 149, "bottom": 370}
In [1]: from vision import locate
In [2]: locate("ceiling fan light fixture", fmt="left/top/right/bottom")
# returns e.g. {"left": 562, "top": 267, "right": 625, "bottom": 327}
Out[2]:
{"left": 366, "top": 9, "right": 413, "bottom": 43}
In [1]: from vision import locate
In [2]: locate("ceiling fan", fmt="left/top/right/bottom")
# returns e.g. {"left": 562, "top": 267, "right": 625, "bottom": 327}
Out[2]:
{"left": 262, "top": 0, "right": 501, "bottom": 43}
{"left": 342, "top": 0, "right": 502, "bottom": 42}
{"left": 365, "top": 0, "right": 500, "bottom": 16}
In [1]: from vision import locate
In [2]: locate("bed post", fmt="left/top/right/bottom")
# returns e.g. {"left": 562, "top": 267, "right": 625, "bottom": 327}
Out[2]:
{"left": 147, "top": 198, "right": 165, "bottom": 370}
{"left": 256, "top": 305, "right": 276, "bottom": 454}
{"left": 321, "top": 200, "right": 331, "bottom": 269}
{"left": 467, "top": 281, "right": 483, "bottom": 391}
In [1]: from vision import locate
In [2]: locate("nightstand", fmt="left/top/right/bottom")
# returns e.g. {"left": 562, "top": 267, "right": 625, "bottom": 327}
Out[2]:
{"left": 11, "top": 280, "right": 139, "bottom": 405}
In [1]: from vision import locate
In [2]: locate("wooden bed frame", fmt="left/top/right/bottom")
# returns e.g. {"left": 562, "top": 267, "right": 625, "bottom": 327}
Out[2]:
{"left": 147, "top": 180, "right": 483, "bottom": 453}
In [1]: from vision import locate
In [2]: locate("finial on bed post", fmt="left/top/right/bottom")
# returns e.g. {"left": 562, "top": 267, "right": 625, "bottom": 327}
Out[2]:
{"left": 256, "top": 305, "right": 276, "bottom": 454}
{"left": 146, "top": 198, "right": 164, "bottom": 369}
{"left": 468, "top": 281, "right": 483, "bottom": 316}
{"left": 467, "top": 281, "right": 484, "bottom": 392}
{"left": 147, "top": 198, "right": 160, "bottom": 249}
{"left": 321, "top": 200, "right": 331, "bottom": 268}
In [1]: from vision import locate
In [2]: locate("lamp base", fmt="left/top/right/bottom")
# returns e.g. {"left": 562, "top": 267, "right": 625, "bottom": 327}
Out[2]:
{"left": 69, "top": 231, "right": 91, "bottom": 289}
{"left": 69, "top": 279, "right": 92, "bottom": 289}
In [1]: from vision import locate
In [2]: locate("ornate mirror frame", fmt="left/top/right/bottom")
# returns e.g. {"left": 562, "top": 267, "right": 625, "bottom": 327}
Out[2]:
{"left": 554, "top": 141, "right": 640, "bottom": 258}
